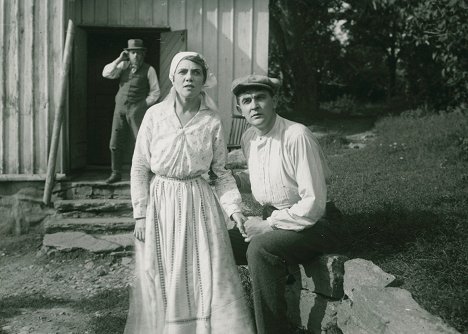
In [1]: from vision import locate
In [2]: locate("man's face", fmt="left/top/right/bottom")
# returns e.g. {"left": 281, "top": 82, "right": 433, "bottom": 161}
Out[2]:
{"left": 128, "top": 50, "right": 145, "bottom": 67}
{"left": 236, "top": 89, "right": 277, "bottom": 133}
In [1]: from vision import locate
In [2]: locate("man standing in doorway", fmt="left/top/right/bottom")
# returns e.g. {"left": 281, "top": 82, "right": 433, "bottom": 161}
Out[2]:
{"left": 102, "top": 39, "right": 160, "bottom": 183}
{"left": 230, "top": 74, "right": 340, "bottom": 334}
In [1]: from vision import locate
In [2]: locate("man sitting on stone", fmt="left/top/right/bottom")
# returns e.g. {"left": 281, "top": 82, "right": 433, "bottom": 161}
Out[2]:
{"left": 229, "top": 74, "right": 340, "bottom": 334}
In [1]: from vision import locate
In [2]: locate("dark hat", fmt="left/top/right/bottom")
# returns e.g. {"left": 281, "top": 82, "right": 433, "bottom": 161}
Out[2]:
{"left": 231, "top": 74, "right": 281, "bottom": 96}
{"left": 124, "top": 39, "right": 147, "bottom": 51}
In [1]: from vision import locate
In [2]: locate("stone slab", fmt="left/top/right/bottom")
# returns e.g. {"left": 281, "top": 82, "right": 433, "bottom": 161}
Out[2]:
{"left": 44, "top": 217, "right": 135, "bottom": 233}
{"left": 99, "top": 233, "right": 134, "bottom": 248}
{"left": 286, "top": 281, "right": 340, "bottom": 333}
{"left": 337, "top": 286, "right": 460, "bottom": 334}
{"left": 343, "top": 259, "right": 395, "bottom": 299}
{"left": 54, "top": 199, "right": 132, "bottom": 215}
{"left": 43, "top": 231, "right": 133, "bottom": 253}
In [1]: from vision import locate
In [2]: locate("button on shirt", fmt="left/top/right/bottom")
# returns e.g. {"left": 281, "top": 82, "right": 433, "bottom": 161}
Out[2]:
{"left": 238, "top": 115, "right": 330, "bottom": 231}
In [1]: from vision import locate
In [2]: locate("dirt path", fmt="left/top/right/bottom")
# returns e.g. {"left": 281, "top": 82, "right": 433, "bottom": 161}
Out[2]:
{"left": 0, "top": 231, "right": 134, "bottom": 334}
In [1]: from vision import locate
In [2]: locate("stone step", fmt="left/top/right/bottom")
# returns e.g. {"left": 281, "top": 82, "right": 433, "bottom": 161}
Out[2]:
{"left": 54, "top": 181, "right": 130, "bottom": 200}
{"left": 54, "top": 198, "right": 133, "bottom": 216}
{"left": 45, "top": 217, "right": 135, "bottom": 234}
{"left": 42, "top": 231, "right": 134, "bottom": 253}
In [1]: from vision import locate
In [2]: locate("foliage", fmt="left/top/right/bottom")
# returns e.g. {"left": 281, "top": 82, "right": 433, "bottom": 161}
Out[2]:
{"left": 322, "top": 111, "right": 468, "bottom": 332}
{"left": 270, "top": 0, "right": 467, "bottom": 116}
{"left": 269, "top": 0, "right": 343, "bottom": 117}
{"left": 403, "top": 0, "right": 468, "bottom": 106}
{"left": 320, "top": 94, "right": 358, "bottom": 116}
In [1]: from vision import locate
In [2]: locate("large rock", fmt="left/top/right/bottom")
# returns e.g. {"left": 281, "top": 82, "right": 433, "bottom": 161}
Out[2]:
{"left": 337, "top": 286, "right": 460, "bottom": 334}
{"left": 286, "top": 285, "right": 340, "bottom": 334}
{"left": 285, "top": 255, "right": 347, "bottom": 333}
{"left": 343, "top": 259, "right": 395, "bottom": 299}
{"left": 289, "top": 255, "right": 347, "bottom": 299}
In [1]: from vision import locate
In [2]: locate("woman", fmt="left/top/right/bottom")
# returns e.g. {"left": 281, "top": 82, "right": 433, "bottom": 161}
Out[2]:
{"left": 124, "top": 52, "right": 255, "bottom": 334}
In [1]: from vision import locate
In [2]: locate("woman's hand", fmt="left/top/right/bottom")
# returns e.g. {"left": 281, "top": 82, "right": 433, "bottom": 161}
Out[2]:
{"left": 231, "top": 212, "right": 248, "bottom": 238}
{"left": 134, "top": 218, "right": 146, "bottom": 242}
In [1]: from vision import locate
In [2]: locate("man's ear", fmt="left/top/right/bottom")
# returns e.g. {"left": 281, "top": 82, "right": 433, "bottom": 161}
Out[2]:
{"left": 236, "top": 104, "right": 243, "bottom": 115}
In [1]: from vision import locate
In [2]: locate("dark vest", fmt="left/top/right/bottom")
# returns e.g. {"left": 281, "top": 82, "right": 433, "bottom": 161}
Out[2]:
{"left": 115, "top": 62, "right": 150, "bottom": 105}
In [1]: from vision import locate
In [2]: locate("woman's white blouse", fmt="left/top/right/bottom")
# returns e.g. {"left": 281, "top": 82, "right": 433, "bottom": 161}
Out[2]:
{"left": 130, "top": 99, "right": 242, "bottom": 219}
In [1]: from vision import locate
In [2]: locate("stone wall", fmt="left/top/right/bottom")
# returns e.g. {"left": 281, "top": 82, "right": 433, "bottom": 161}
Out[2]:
{"left": 0, "top": 187, "right": 51, "bottom": 235}
{"left": 285, "top": 256, "right": 460, "bottom": 334}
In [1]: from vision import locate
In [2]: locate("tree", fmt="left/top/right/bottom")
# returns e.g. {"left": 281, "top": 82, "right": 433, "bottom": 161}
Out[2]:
{"left": 403, "top": 0, "right": 468, "bottom": 106}
{"left": 269, "top": 0, "right": 343, "bottom": 119}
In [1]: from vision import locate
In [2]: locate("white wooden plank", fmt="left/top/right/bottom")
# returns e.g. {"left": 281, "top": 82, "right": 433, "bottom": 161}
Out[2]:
{"left": 56, "top": 0, "right": 67, "bottom": 174}
{"left": 234, "top": 0, "right": 253, "bottom": 78}
{"left": 152, "top": 0, "right": 169, "bottom": 27}
{"left": 203, "top": 0, "right": 219, "bottom": 104}
{"left": 0, "top": 0, "right": 5, "bottom": 173}
{"left": 218, "top": 0, "right": 235, "bottom": 139}
{"left": 32, "top": 0, "right": 49, "bottom": 174}
{"left": 6, "top": 0, "right": 20, "bottom": 174}
{"left": 253, "top": 0, "right": 268, "bottom": 74}
{"left": 81, "top": 0, "right": 95, "bottom": 24}
{"left": 186, "top": 0, "right": 202, "bottom": 51}
{"left": 168, "top": 0, "right": 185, "bottom": 31}
{"left": 137, "top": 0, "right": 153, "bottom": 26}
{"left": 95, "top": 0, "right": 108, "bottom": 25}
{"left": 20, "top": 0, "right": 35, "bottom": 174}
{"left": 108, "top": 0, "right": 121, "bottom": 25}
{"left": 121, "top": 0, "right": 136, "bottom": 26}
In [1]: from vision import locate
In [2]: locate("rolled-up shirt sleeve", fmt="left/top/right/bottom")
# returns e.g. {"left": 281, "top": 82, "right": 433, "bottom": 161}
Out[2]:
{"left": 267, "top": 130, "right": 327, "bottom": 231}
{"left": 130, "top": 111, "right": 153, "bottom": 219}
{"left": 102, "top": 60, "right": 128, "bottom": 79}
{"left": 211, "top": 119, "right": 242, "bottom": 217}
{"left": 145, "top": 66, "right": 160, "bottom": 106}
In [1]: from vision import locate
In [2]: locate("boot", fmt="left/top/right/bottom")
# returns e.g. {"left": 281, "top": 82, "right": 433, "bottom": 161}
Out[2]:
{"left": 105, "top": 172, "right": 122, "bottom": 184}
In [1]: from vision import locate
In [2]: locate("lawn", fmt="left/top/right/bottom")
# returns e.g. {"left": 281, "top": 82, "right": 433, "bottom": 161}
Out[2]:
{"left": 319, "top": 110, "right": 468, "bottom": 333}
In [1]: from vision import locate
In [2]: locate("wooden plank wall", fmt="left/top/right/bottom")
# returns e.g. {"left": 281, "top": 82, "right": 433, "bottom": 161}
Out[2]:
{"left": 0, "top": 0, "right": 66, "bottom": 178}
{"left": 69, "top": 0, "right": 269, "bottom": 139}
{"left": 0, "top": 0, "right": 268, "bottom": 177}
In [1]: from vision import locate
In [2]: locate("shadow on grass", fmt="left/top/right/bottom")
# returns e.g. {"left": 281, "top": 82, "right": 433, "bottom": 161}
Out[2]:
{"left": 336, "top": 206, "right": 456, "bottom": 257}
{"left": 0, "top": 288, "right": 129, "bottom": 334}
{"left": 336, "top": 207, "right": 468, "bottom": 261}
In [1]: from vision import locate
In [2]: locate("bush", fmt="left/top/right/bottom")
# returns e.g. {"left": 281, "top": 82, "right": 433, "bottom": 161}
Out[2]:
{"left": 320, "top": 95, "right": 357, "bottom": 116}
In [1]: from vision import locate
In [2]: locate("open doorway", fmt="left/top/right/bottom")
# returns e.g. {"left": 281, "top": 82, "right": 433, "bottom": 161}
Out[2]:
{"left": 68, "top": 28, "right": 187, "bottom": 175}
{"left": 86, "top": 28, "right": 161, "bottom": 168}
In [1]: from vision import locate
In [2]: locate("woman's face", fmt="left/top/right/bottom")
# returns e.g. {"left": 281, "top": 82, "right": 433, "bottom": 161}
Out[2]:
{"left": 173, "top": 59, "right": 205, "bottom": 99}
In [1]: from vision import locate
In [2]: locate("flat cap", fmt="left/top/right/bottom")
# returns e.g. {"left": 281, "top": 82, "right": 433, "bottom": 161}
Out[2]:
{"left": 231, "top": 74, "right": 281, "bottom": 96}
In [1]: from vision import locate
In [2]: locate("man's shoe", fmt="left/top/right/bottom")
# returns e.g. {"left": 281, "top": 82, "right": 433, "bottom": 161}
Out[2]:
{"left": 105, "top": 172, "right": 122, "bottom": 184}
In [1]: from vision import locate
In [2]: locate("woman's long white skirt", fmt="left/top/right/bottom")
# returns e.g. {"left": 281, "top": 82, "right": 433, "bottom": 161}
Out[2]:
{"left": 124, "top": 176, "right": 255, "bottom": 334}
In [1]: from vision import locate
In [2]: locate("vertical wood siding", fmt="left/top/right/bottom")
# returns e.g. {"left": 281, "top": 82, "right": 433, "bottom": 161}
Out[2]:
{"left": 0, "top": 0, "right": 65, "bottom": 177}
{"left": 0, "top": 0, "right": 268, "bottom": 177}
{"left": 69, "top": 0, "right": 269, "bottom": 139}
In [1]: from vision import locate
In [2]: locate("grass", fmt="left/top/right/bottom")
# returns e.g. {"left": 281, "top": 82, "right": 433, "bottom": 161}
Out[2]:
{"left": 318, "top": 110, "right": 468, "bottom": 333}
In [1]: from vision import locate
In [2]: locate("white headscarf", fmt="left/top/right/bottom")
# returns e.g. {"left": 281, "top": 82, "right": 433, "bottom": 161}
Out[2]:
{"left": 165, "top": 51, "right": 218, "bottom": 111}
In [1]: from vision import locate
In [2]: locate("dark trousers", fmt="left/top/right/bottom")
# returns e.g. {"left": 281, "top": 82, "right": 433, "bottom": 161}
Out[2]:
{"left": 109, "top": 100, "right": 147, "bottom": 173}
{"left": 228, "top": 205, "right": 340, "bottom": 334}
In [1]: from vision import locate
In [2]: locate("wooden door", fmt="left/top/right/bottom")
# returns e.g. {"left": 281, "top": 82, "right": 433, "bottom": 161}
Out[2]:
{"left": 159, "top": 30, "right": 187, "bottom": 99}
